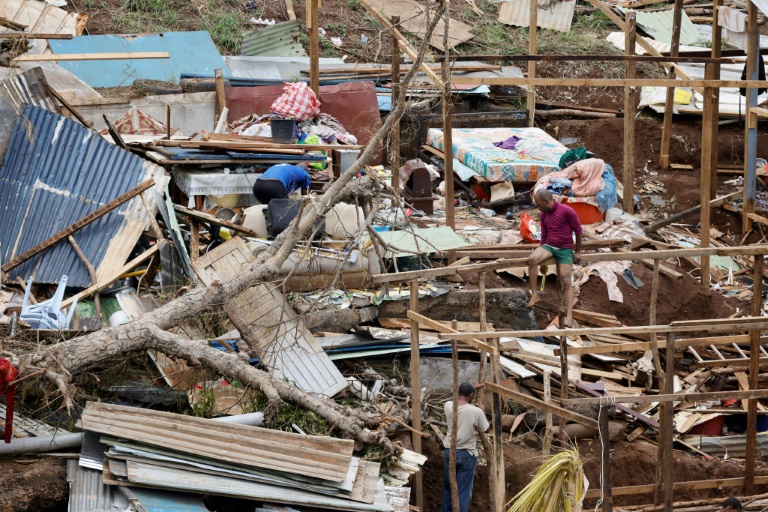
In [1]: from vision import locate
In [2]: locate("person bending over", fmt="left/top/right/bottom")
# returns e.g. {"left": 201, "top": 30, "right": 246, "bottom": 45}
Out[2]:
{"left": 526, "top": 189, "right": 582, "bottom": 327}
{"left": 252, "top": 162, "right": 311, "bottom": 204}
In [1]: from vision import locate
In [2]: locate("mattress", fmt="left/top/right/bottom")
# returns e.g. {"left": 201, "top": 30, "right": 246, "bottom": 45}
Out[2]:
{"left": 426, "top": 127, "right": 568, "bottom": 182}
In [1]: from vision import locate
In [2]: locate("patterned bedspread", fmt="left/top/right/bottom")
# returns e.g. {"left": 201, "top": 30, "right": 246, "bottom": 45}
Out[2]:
{"left": 426, "top": 127, "right": 568, "bottom": 182}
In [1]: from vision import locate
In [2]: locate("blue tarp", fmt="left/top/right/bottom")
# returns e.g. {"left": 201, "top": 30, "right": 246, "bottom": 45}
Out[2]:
{"left": 49, "top": 32, "right": 232, "bottom": 88}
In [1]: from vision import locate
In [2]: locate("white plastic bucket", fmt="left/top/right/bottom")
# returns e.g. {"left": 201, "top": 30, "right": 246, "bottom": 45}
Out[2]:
{"left": 605, "top": 208, "right": 623, "bottom": 222}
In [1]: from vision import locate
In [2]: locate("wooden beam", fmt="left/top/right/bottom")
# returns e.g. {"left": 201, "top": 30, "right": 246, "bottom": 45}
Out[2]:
{"left": 643, "top": 189, "right": 742, "bottom": 234}
{"left": 600, "top": 404, "right": 613, "bottom": 511}
{"left": 357, "top": 0, "right": 440, "bottom": 83}
{"left": 1, "top": 179, "right": 155, "bottom": 273}
{"left": 450, "top": 77, "right": 768, "bottom": 88}
{"left": 624, "top": 12, "right": 637, "bottom": 214}
{"left": 700, "top": 62, "right": 714, "bottom": 287}
{"left": 45, "top": 84, "right": 93, "bottom": 129}
{"left": 284, "top": 0, "right": 296, "bottom": 20}
{"left": 745, "top": 256, "right": 764, "bottom": 492}
{"left": 743, "top": 0, "right": 759, "bottom": 235}
{"left": 561, "top": 334, "right": 751, "bottom": 355}
{"left": 309, "top": 0, "right": 320, "bottom": 96}
{"left": 409, "top": 281, "right": 423, "bottom": 512}
{"left": 214, "top": 69, "right": 226, "bottom": 125}
{"left": 13, "top": 52, "right": 170, "bottom": 62}
{"left": 442, "top": 62, "right": 455, "bottom": 232}
{"left": 160, "top": 139, "right": 363, "bottom": 151}
{"left": 710, "top": 0, "right": 722, "bottom": 201}
{"left": 451, "top": 54, "right": 740, "bottom": 64}
{"left": 0, "top": 32, "right": 73, "bottom": 39}
{"left": 660, "top": 0, "right": 685, "bottom": 171}
{"left": 407, "top": 310, "right": 498, "bottom": 357}
{"left": 390, "top": 15, "right": 401, "bottom": 192}
{"left": 585, "top": 476, "right": 768, "bottom": 499}
{"left": 172, "top": 204, "right": 257, "bottom": 237}
{"left": 484, "top": 382, "right": 599, "bottom": 429}
{"left": 61, "top": 243, "right": 160, "bottom": 307}
{"left": 528, "top": 0, "right": 537, "bottom": 127}
{"left": 562, "top": 388, "right": 768, "bottom": 406}
{"left": 440, "top": 317, "right": 768, "bottom": 340}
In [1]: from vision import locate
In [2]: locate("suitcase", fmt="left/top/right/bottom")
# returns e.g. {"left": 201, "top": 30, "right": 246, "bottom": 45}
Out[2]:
{"left": 266, "top": 199, "right": 324, "bottom": 239}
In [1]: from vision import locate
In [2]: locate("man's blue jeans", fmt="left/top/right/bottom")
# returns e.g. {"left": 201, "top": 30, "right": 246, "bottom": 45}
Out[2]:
{"left": 442, "top": 448, "right": 478, "bottom": 512}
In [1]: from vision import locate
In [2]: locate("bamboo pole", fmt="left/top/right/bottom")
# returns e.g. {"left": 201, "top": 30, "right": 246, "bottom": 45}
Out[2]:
{"left": 623, "top": 13, "right": 637, "bottom": 214}
{"left": 659, "top": 0, "right": 684, "bottom": 169}
{"left": 409, "top": 280, "right": 424, "bottom": 511}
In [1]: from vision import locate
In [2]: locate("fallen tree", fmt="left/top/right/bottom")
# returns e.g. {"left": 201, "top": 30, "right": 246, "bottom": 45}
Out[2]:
{"left": 14, "top": 2, "right": 447, "bottom": 458}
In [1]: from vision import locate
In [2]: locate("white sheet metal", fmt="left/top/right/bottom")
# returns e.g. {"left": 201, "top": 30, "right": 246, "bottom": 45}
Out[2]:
{"left": 498, "top": 0, "right": 576, "bottom": 33}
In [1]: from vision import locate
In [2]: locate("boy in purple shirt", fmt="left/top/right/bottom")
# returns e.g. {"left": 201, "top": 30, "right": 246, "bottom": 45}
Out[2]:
{"left": 527, "top": 190, "right": 583, "bottom": 327}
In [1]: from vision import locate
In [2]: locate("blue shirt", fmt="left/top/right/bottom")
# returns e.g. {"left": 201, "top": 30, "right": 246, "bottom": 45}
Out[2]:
{"left": 261, "top": 164, "right": 311, "bottom": 193}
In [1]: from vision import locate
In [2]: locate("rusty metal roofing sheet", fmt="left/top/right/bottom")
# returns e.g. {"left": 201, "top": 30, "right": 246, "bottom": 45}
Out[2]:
{"left": 0, "top": 105, "right": 161, "bottom": 287}
{"left": 241, "top": 20, "right": 306, "bottom": 57}
{"left": 498, "top": 0, "right": 576, "bottom": 33}
{"left": 0, "top": 67, "right": 59, "bottom": 167}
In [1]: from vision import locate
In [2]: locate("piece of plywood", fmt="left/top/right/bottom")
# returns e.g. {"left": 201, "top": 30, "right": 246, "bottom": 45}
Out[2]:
{"left": 361, "top": 0, "right": 474, "bottom": 51}
{"left": 192, "top": 238, "right": 347, "bottom": 397}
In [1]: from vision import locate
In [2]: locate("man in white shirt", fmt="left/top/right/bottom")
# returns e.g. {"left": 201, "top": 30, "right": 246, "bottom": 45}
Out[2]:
{"left": 442, "top": 382, "right": 490, "bottom": 512}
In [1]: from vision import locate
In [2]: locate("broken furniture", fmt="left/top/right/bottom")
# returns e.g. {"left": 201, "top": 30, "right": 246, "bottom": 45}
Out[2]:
{"left": 20, "top": 275, "right": 78, "bottom": 330}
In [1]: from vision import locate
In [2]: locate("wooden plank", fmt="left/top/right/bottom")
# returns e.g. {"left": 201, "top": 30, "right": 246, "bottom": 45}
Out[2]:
{"left": 0, "top": 32, "right": 72, "bottom": 38}
{"left": 700, "top": 62, "right": 714, "bottom": 287}
{"left": 379, "top": 317, "right": 491, "bottom": 332}
{"left": 409, "top": 280, "right": 423, "bottom": 512}
{"left": 743, "top": 0, "right": 759, "bottom": 235}
{"left": 451, "top": 77, "right": 768, "bottom": 88}
{"left": 214, "top": 69, "right": 225, "bottom": 125}
{"left": 303, "top": 64, "right": 502, "bottom": 75}
{"left": 172, "top": 204, "right": 257, "bottom": 237}
{"left": 2, "top": 179, "right": 155, "bottom": 273}
{"left": 584, "top": 475, "right": 768, "bottom": 499}
{"left": 659, "top": 0, "right": 684, "bottom": 172}
{"left": 561, "top": 334, "right": 751, "bottom": 355}
{"left": 46, "top": 84, "right": 93, "bottom": 128}
{"left": 443, "top": 61, "right": 455, "bottom": 233}
{"left": 562, "top": 388, "right": 768, "bottom": 405}
{"left": 528, "top": 0, "right": 537, "bottom": 127}
{"left": 407, "top": 310, "right": 498, "bottom": 357}
{"left": 624, "top": 13, "right": 637, "bottom": 214}
{"left": 309, "top": 0, "right": 319, "bottom": 96}
{"left": 390, "top": 15, "right": 401, "bottom": 192}
{"left": 284, "top": 0, "right": 296, "bottom": 20}
{"left": 746, "top": 255, "right": 763, "bottom": 492}
{"left": 61, "top": 244, "right": 159, "bottom": 308}
{"left": 452, "top": 53, "right": 739, "bottom": 64}
{"left": 600, "top": 404, "right": 613, "bottom": 511}
{"left": 14, "top": 52, "right": 170, "bottom": 61}
{"left": 484, "top": 382, "right": 598, "bottom": 429}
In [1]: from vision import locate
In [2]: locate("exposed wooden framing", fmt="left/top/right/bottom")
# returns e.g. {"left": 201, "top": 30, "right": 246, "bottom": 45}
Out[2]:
{"left": 309, "top": 0, "right": 320, "bottom": 96}
{"left": 573, "top": 380, "right": 659, "bottom": 429}
{"left": 662, "top": 333, "right": 675, "bottom": 511}
{"left": 61, "top": 243, "right": 161, "bottom": 308}
{"left": 449, "top": 338, "right": 459, "bottom": 512}
{"left": 643, "top": 189, "right": 742, "bottom": 234}
{"left": 46, "top": 84, "right": 93, "bottom": 129}
{"left": 172, "top": 204, "right": 258, "bottom": 237}
{"left": 390, "top": 15, "right": 401, "bottom": 192}
{"left": 441, "top": 316, "right": 768, "bottom": 340}
{"left": 214, "top": 69, "right": 226, "bottom": 125}
{"left": 67, "top": 235, "right": 102, "bottom": 319}
{"left": 452, "top": 54, "right": 741, "bottom": 64}
{"left": 484, "top": 382, "right": 598, "bottom": 428}
{"left": 562, "top": 388, "right": 768, "bottom": 406}
{"left": 489, "top": 310, "right": 505, "bottom": 512}
{"left": 303, "top": 64, "right": 502, "bottom": 75}
{"left": 356, "top": 0, "right": 440, "bottom": 83}
{"left": 745, "top": 255, "right": 764, "bottom": 493}
{"left": 528, "top": 0, "right": 537, "bottom": 127}
{"left": 659, "top": 0, "right": 685, "bottom": 170}
{"left": 284, "top": 0, "right": 296, "bottom": 20}
{"left": 451, "top": 77, "right": 768, "bottom": 88}
{"left": 1, "top": 179, "right": 155, "bottom": 273}
{"left": 561, "top": 334, "right": 751, "bottom": 355}
{"left": 543, "top": 371, "right": 552, "bottom": 456}
{"left": 600, "top": 404, "right": 613, "bottom": 512}
{"left": 710, "top": 0, "right": 722, "bottom": 200}
{"left": 701, "top": 62, "right": 713, "bottom": 287}
{"left": 409, "top": 280, "right": 423, "bottom": 512}
{"left": 407, "top": 310, "right": 499, "bottom": 357}
{"left": 623, "top": 13, "right": 637, "bottom": 214}
{"left": 13, "top": 52, "right": 170, "bottom": 62}
{"left": 477, "top": 273, "right": 488, "bottom": 403}
{"left": 584, "top": 475, "right": 768, "bottom": 499}
{"left": 743, "top": 0, "right": 759, "bottom": 234}
{"left": 442, "top": 61, "right": 455, "bottom": 231}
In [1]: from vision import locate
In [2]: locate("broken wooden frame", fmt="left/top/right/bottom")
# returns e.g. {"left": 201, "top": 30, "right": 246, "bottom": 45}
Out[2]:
{"left": 432, "top": 247, "right": 768, "bottom": 510}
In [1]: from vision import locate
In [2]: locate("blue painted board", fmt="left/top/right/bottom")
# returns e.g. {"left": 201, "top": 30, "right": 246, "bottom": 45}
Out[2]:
{"left": 49, "top": 32, "right": 232, "bottom": 88}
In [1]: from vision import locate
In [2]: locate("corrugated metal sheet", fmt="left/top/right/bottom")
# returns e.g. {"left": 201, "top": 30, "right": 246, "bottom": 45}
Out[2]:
{"left": 67, "top": 459, "right": 128, "bottom": 512}
{"left": 683, "top": 432, "right": 768, "bottom": 459}
{"left": 621, "top": 7, "right": 702, "bottom": 45}
{"left": 49, "top": 32, "right": 232, "bottom": 88}
{"left": 0, "top": 105, "right": 161, "bottom": 286}
{"left": 376, "top": 227, "right": 471, "bottom": 258}
{"left": 0, "top": 67, "right": 59, "bottom": 167}
{"left": 498, "top": 0, "right": 576, "bottom": 33}
{"left": 120, "top": 487, "right": 210, "bottom": 512}
{"left": 241, "top": 20, "right": 306, "bottom": 57}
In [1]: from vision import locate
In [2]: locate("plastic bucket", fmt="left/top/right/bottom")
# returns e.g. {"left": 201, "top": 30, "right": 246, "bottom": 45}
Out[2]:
{"left": 270, "top": 118, "right": 295, "bottom": 144}
{"left": 605, "top": 207, "right": 623, "bottom": 222}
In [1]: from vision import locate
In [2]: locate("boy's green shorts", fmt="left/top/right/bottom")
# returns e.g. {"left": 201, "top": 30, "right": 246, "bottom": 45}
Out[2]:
{"left": 542, "top": 245, "right": 574, "bottom": 265}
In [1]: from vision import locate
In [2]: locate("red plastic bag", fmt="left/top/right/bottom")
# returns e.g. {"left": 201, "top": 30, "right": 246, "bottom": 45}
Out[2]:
{"left": 520, "top": 213, "right": 541, "bottom": 243}
{"left": 270, "top": 82, "right": 321, "bottom": 121}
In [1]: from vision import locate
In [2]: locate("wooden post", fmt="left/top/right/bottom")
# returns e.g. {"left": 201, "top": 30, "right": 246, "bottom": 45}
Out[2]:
{"left": 442, "top": 61, "right": 455, "bottom": 231}
{"left": 477, "top": 272, "right": 488, "bottom": 403}
{"left": 649, "top": 259, "right": 664, "bottom": 389}
{"left": 309, "top": 0, "right": 320, "bottom": 96}
{"left": 543, "top": 371, "right": 552, "bottom": 456}
{"left": 743, "top": 0, "right": 758, "bottom": 234}
{"left": 701, "top": 62, "right": 713, "bottom": 288}
{"left": 166, "top": 105, "right": 171, "bottom": 140}
{"left": 67, "top": 235, "right": 101, "bottom": 320}
{"left": 527, "top": 0, "right": 537, "bottom": 126}
{"left": 409, "top": 280, "right": 424, "bottom": 512}
{"left": 490, "top": 328, "right": 505, "bottom": 511}
{"left": 284, "top": 0, "right": 296, "bottom": 20}
{"left": 214, "top": 69, "right": 226, "bottom": 127}
{"left": 710, "top": 0, "right": 722, "bottom": 200}
{"left": 662, "top": 332, "right": 676, "bottom": 512}
{"left": 390, "top": 15, "right": 401, "bottom": 192}
{"left": 450, "top": 338, "right": 460, "bottom": 512}
{"left": 623, "top": 13, "right": 637, "bottom": 214}
{"left": 659, "top": 0, "right": 684, "bottom": 170}
{"left": 745, "top": 254, "right": 763, "bottom": 492}
{"left": 600, "top": 404, "right": 613, "bottom": 512}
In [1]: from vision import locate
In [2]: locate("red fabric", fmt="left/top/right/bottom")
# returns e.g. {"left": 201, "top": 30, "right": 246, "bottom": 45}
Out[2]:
{"left": 0, "top": 359, "right": 18, "bottom": 444}
{"left": 270, "top": 82, "right": 321, "bottom": 121}
{"left": 540, "top": 201, "right": 582, "bottom": 249}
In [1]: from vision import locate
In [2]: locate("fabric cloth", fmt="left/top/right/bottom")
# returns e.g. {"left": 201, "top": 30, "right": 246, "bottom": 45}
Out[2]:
{"left": 493, "top": 135, "right": 521, "bottom": 150}
{"left": 443, "top": 402, "right": 490, "bottom": 456}
{"left": 540, "top": 201, "right": 582, "bottom": 249}
{"left": 253, "top": 178, "right": 288, "bottom": 204}
{"left": 99, "top": 106, "right": 170, "bottom": 137}
{"left": 718, "top": 6, "right": 747, "bottom": 32}
{"left": 442, "top": 449, "right": 478, "bottom": 512}
{"left": 595, "top": 164, "right": 618, "bottom": 212}
{"left": 542, "top": 244, "right": 575, "bottom": 264}
{"left": 260, "top": 164, "right": 311, "bottom": 194}
{"left": 559, "top": 146, "right": 588, "bottom": 169}
{"left": 270, "top": 82, "right": 321, "bottom": 121}
{"left": 566, "top": 158, "right": 607, "bottom": 197}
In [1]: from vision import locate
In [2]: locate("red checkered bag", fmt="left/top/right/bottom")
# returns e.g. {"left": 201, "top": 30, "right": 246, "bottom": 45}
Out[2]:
{"left": 270, "top": 82, "right": 321, "bottom": 121}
